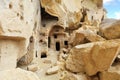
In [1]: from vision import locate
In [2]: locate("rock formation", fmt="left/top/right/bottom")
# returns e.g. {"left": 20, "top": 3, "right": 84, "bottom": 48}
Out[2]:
{"left": 41, "top": 0, "right": 105, "bottom": 28}
{"left": 66, "top": 39, "right": 120, "bottom": 75}
{"left": 0, "top": 0, "right": 41, "bottom": 70}
{"left": 0, "top": 68, "right": 40, "bottom": 80}
{"left": 100, "top": 19, "right": 120, "bottom": 39}
{"left": 0, "top": 0, "right": 120, "bottom": 80}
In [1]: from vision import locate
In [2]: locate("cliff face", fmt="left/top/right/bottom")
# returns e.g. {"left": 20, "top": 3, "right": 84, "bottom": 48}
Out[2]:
{"left": 0, "top": 0, "right": 41, "bottom": 70}
{"left": 0, "top": 0, "right": 120, "bottom": 80}
{"left": 41, "top": 0, "right": 105, "bottom": 28}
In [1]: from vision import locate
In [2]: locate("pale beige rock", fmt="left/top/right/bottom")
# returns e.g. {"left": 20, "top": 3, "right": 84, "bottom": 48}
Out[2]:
{"left": 58, "top": 48, "right": 69, "bottom": 61}
{"left": 27, "top": 64, "right": 38, "bottom": 72}
{"left": 46, "top": 66, "right": 59, "bottom": 75}
{"left": 0, "top": 0, "right": 41, "bottom": 70}
{"left": 41, "top": 0, "right": 82, "bottom": 28}
{"left": 40, "top": 0, "right": 105, "bottom": 28}
{"left": 83, "top": 44, "right": 119, "bottom": 76}
{"left": 100, "top": 19, "right": 120, "bottom": 39}
{"left": 60, "top": 71, "right": 77, "bottom": 80}
{"left": 43, "top": 59, "right": 52, "bottom": 64}
{"left": 69, "top": 27, "right": 105, "bottom": 47}
{"left": 59, "top": 52, "right": 68, "bottom": 61}
{"left": 60, "top": 71, "right": 87, "bottom": 80}
{"left": 99, "top": 71, "right": 120, "bottom": 80}
{"left": 0, "top": 40, "right": 19, "bottom": 70}
{"left": 0, "top": 0, "right": 114, "bottom": 80}
{"left": 65, "top": 47, "right": 86, "bottom": 73}
{"left": 79, "top": 28, "right": 105, "bottom": 42}
{"left": 69, "top": 31, "right": 85, "bottom": 47}
{"left": 66, "top": 39, "right": 120, "bottom": 76}
{"left": 0, "top": 68, "right": 40, "bottom": 80}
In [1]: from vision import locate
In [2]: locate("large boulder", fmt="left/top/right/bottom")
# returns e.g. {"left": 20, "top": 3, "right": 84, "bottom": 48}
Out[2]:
{"left": 60, "top": 71, "right": 87, "bottom": 80}
{"left": 0, "top": 68, "right": 40, "bottom": 80}
{"left": 66, "top": 39, "right": 120, "bottom": 76}
{"left": 69, "top": 26, "right": 105, "bottom": 47}
{"left": 100, "top": 19, "right": 120, "bottom": 39}
{"left": 99, "top": 71, "right": 120, "bottom": 80}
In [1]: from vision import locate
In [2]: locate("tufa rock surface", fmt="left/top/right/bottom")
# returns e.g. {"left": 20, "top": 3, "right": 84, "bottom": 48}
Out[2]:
{"left": 100, "top": 19, "right": 120, "bottom": 39}
{"left": 0, "top": 68, "right": 40, "bottom": 80}
{"left": 66, "top": 39, "right": 120, "bottom": 76}
{"left": 0, "top": 0, "right": 41, "bottom": 70}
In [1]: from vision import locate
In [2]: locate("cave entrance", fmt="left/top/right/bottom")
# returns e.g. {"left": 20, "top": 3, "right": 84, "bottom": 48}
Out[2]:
{"left": 41, "top": 7, "right": 58, "bottom": 21}
{"left": 56, "top": 42, "right": 60, "bottom": 51}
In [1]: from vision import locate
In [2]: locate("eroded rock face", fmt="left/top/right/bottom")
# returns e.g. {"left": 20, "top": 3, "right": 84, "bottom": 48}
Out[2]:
{"left": 69, "top": 26, "right": 105, "bottom": 47}
{"left": 0, "top": 0, "right": 41, "bottom": 70}
{"left": 83, "top": 44, "right": 119, "bottom": 76}
{"left": 60, "top": 72, "right": 78, "bottom": 80}
{"left": 66, "top": 39, "right": 120, "bottom": 76}
{"left": 100, "top": 19, "right": 120, "bottom": 39}
{"left": 60, "top": 71, "right": 88, "bottom": 80}
{"left": 1, "top": 0, "right": 120, "bottom": 80}
{"left": 99, "top": 71, "right": 120, "bottom": 80}
{"left": 27, "top": 64, "right": 38, "bottom": 72}
{"left": 41, "top": 0, "right": 82, "bottom": 28}
{"left": 41, "top": 0, "right": 105, "bottom": 28}
{"left": 0, "top": 68, "right": 40, "bottom": 80}
{"left": 46, "top": 66, "right": 59, "bottom": 75}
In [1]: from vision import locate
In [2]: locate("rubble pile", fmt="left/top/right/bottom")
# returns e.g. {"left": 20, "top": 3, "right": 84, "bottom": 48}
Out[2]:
{"left": 0, "top": 0, "right": 120, "bottom": 80}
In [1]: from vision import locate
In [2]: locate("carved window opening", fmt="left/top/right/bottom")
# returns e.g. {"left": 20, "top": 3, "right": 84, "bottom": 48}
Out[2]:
{"left": 80, "top": 9, "right": 87, "bottom": 22}
{"left": 64, "top": 41, "right": 68, "bottom": 45}
{"left": 36, "top": 51, "right": 38, "bottom": 57}
{"left": 48, "top": 37, "right": 51, "bottom": 48}
{"left": 54, "top": 34, "right": 57, "bottom": 39}
{"left": 56, "top": 42, "right": 60, "bottom": 51}
{"left": 41, "top": 52, "right": 47, "bottom": 58}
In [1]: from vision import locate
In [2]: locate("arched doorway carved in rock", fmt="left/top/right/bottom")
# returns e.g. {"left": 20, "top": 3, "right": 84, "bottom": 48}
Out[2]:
{"left": 48, "top": 25, "right": 68, "bottom": 51}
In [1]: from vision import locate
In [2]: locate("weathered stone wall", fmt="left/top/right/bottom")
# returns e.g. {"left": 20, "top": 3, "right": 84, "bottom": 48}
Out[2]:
{"left": 41, "top": 0, "right": 105, "bottom": 28}
{"left": 0, "top": 0, "right": 41, "bottom": 70}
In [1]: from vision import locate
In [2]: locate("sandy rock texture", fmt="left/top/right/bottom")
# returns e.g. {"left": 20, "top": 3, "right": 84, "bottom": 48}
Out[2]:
{"left": 100, "top": 19, "right": 120, "bottom": 39}
{"left": 1, "top": 0, "right": 120, "bottom": 80}
{"left": 66, "top": 39, "right": 120, "bottom": 75}
{"left": 99, "top": 71, "right": 120, "bottom": 80}
{"left": 0, "top": 68, "right": 40, "bottom": 80}
{"left": 0, "top": 0, "right": 41, "bottom": 70}
{"left": 41, "top": 0, "right": 105, "bottom": 28}
{"left": 69, "top": 26, "right": 105, "bottom": 47}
